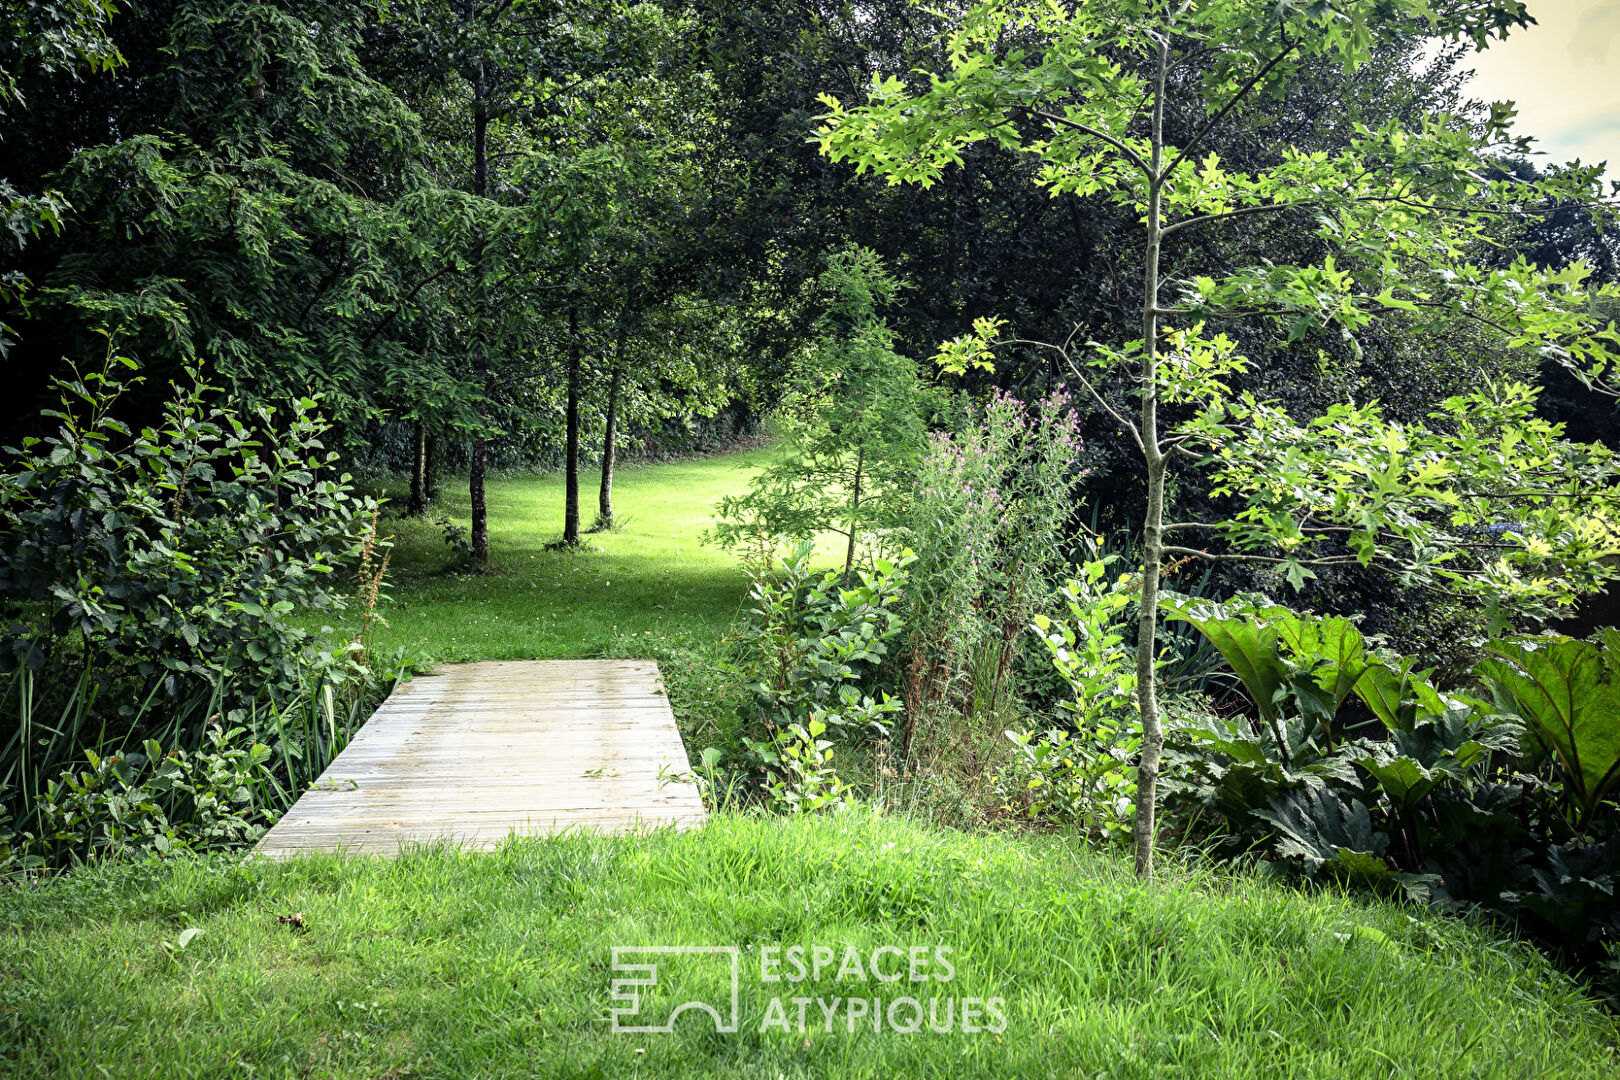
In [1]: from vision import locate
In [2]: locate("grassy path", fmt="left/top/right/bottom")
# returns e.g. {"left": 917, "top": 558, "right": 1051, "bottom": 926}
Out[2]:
{"left": 368, "top": 448, "right": 777, "bottom": 663}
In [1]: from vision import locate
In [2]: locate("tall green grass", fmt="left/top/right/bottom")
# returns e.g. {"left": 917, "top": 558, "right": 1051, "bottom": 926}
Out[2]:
{"left": 1, "top": 811, "right": 1614, "bottom": 1078}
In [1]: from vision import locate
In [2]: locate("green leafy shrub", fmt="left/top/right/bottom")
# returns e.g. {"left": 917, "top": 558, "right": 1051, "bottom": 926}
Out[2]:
{"left": 1034, "top": 551, "right": 1139, "bottom": 720}
{"left": 166, "top": 724, "right": 281, "bottom": 852}
{"left": 0, "top": 354, "right": 403, "bottom": 863}
{"left": 729, "top": 541, "right": 908, "bottom": 736}
{"left": 31, "top": 724, "right": 281, "bottom": 865}
{"left": 1164, "top": 604, "right": 1620, "bottom": 994}
{"left": 761, "top": 717, "right": 855, "bottom": 814}
{"left": 34, "top": 748, "right": 181, "bottom": 863}
{"left": 1000, "top": 726, "right": 1139, "bottom": 838}
{"left": 1004, "top": 547, "right": 1141, "bottom": 839}
{"left": 0, "top": 356, "right": 373, "bottom": 689}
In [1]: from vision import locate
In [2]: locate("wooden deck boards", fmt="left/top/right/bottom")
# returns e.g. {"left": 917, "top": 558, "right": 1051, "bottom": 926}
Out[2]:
{"left": 254, "top": 659, "right": 705, "bottom": 858}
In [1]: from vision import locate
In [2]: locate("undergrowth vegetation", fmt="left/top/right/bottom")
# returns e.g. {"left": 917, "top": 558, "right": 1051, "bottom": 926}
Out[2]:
{"left": 7, "top": 0, "right": 1620, "bottom": 1073}
{"left": 0, "top": 361, "right": 415, "bottom": 870}
{"left": 696, "top": 278, "right": 1620, "bottom": 1003}
{"left": 708, "top": 479, "right": 1620, "bottom": 1001}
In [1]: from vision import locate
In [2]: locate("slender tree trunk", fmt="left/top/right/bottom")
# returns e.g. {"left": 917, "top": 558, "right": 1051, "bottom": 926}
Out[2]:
{"left": 470, "top": 425, "right": 488, "bottom": 564}
{"left": 563, "top": 307, "right": 582, "bottom": 545}
{"left": 425, "top": 431, "right": 440, "bottom": 501}
{"left": 596, "top": 331, "right": 624, "bottom": 530}
{"left": 1132, "top": 37, "right": 1171, "bottom": 880}
{"left": 468, "top": 63, "right": 491, "bottom": 569}
{"left": 843, "top": 444, "right": 865, "bottom": 584}
{"left": 409, "top": 418, "right": 428, "bottom": 515}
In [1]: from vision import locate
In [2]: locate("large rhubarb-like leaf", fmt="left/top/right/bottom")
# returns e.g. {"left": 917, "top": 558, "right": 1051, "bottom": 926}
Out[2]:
{"left": 1163, "top": 599, "right": 1290, "bottom": 732}
{"left": 1354, "top": 656, "right": 1447, "bottom": 733}
{"left": 1275, "top": 613, "right": 1372, "bottom": 711}
{"left": 1477, "top": 631, "right": 1620, "bottom": 827}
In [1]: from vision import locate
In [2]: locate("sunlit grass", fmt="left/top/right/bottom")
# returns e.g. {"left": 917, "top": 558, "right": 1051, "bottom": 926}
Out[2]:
{"left": 360, "top": 447, "right": 795, "bottom": 663}
{"left": 345, "top": 447, "right": 843, "bottom": 747}
{"left": 1, "top": 812, "right": 1614, "bottom": 1078}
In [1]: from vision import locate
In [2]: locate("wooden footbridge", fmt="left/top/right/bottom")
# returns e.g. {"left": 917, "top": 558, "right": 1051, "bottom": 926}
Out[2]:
{"left": 255, "top": 660, "right": 706, "bottom": 858}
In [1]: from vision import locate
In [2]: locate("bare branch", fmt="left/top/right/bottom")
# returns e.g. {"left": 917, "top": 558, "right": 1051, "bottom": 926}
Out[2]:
{"left": 1160, "top": 35, "right": 1299, "bottom": 183}
{"left": 1161, "top": 200, "right": 1306, "bottom": 238}
{"left": 993, "top": 333, "right": 1145, "bottom": 450}
{"left": 1060, "top": 354, "right": 1144, "bottom": 451}
{"left": 1161, "top": 545, "right": 1364, "bottom": 566}
{"left": 1015, "top": 106, "right": 1152, "bottom": 177}
{"left": 1160, "top": 173, "right": 1527, "bottom": 241}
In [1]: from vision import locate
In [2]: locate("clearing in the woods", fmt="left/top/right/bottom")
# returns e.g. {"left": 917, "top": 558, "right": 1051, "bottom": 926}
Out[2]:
{"left": 366, "top": 447, "right": 780, "bottom": 662}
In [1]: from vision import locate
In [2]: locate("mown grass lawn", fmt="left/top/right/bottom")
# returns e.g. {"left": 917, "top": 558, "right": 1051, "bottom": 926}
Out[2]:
{"left": 362, "top": 447, "right": 789, "bottom": 663}
{"left": 1, "top": 812, "right": 1614, "bottom": 1079}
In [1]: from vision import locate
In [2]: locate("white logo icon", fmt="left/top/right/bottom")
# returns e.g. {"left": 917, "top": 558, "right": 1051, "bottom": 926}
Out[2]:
{"left": 610, "top": 946, "right": 741, "bottom": 1033}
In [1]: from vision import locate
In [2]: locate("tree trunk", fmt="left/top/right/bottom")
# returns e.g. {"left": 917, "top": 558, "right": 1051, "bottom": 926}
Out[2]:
{"left": 409, "top": 419, "right": 428, "bottom": 515}
{"left": 843, "top": 444, "right": 864, "bottom": 584}
{"left": 563, "top": 307, "right": 582, "bottom": 546}
{"left": 1131, "top": 37, "right": 1171, "bottom": 880}
{"left": 470, "top": 428, "right": 488, "bottom": 565}
{"left": 425, "top": 431, "right": 440, "bottom": 501}
{"left": 596, "top": 335, "right": 624, "bottom": 530}
{"left": 468, "top": 63, "right": 491, "bottom": 569}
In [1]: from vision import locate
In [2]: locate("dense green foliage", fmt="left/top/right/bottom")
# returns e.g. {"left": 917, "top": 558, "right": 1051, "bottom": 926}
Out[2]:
{"left": 1143, "top": 602, "right": 1620, "bottom": 990}
{"left": 0, "top": 0, "right": 120, "bottom": 354}
{"left": 0, "top": 360, "right": 405, "bottom": 869}
{"left": 817, "top": 0, "right": 1620, "bottom": 877}
{"left": 0, "top": 359, "right": 372, "bottom": 688}
{"left": 6, "top": 0, "right": 1620, "bottom": 1060}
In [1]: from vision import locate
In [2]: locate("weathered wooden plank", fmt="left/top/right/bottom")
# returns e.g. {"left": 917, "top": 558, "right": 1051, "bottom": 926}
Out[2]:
{"left": 323, "top": 742, "right": 692, "bottom": 761}
{"left": 262, "top": 812, "right": 710, "bottom": 838}
{"left": 254, "top": 659, "right": 705, "bottom": 858}
{"left": 326, "top": 722, "right": 689, "bottom": 737}
{"left": 320, "top": 746, "right": 692, "bottom": 766}
{"left": 289, "top": 790, "right": 692, "bottom": 806}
